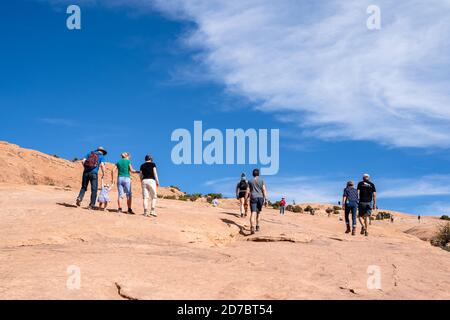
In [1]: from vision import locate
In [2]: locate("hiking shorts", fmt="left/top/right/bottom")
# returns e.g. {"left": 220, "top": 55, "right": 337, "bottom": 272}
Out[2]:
{"left": 238, "top": 191, "right": 247, "bottom": 199}
{"left": 250, "top": 197, "right": 265, "bottom": 213}
{"left": 359, "top": 202, "right": 373, "bottom": 217}
{"left": 118, "top": 177, "right": 132, "bottom": 199}
{"left": 142, "top": 179, "right": 157, "bottom": 200}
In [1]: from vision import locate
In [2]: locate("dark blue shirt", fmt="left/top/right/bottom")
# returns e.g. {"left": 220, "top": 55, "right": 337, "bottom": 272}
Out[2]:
{"left": 343, "top": 187, "right": 359, "bottom": 203}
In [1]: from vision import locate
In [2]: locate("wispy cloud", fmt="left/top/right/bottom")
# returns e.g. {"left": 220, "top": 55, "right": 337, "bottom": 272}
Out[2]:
{"left": 40, "top": 1, "right": 450, "bottom": 148}
{"left": 150, "top": 0, "right": 450, "bottom": 148}
{"left": 39, "top": 118, "right": 79, "bottom": 127}
{"left": 379, "top": 175, "right": 450, "bottom": 199}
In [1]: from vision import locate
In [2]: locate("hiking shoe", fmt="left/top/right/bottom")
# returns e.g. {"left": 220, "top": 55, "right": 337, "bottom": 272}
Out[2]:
{"left": 150, "top": 210, "right": 157, "bottom": 217}
{"left": 250, "top": 227, "right": 255, "bottom": 235}
{"left": 143, "top": 210, "right": 149, "bottom": 217}
{"left": 360, "top": 228, "right": 365, "bottom": 235}
{"left": 240, "top": 213, "right": 244, "bottom": 218}
{"left": 76, "top": 198, "right": 82, "bottom": 207}
{"left": 365, "top": 230, "right": 369, "bottom": 237}
{"left": 345, "top": 225, "right": 351, "bottom": 234}
{"left": 352, "top": 228, "right": 356, "bottom": 236}
{"left": 87, "top": 205, "right": 95, "bottom": 211}
{"left": 256, "top": 225, "right": 260, "bottom": 232}
{"left": 118, "top": 208, "right": 123, "bottom": 213}
{"left": 127, "top": 208, "right": 135, "bottom": 215}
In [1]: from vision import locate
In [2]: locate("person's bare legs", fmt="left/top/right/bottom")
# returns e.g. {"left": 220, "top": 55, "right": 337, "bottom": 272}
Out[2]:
{"left": 127, "top": 197, "right": 132, "bottom": 211}
{"left": 256, "top": 212, "right": 261, "bottom": 229}
{"left": 239, "top": 198, "right": 245, "bottom": 216}
{"left": 363, "top": 215, "right": 369, "bottom": 235}
{"left": 117, "top": 198, "right": 123, "bottom": 211}
{"left": 250, "top": 211, "right": 257, "bottom": 234}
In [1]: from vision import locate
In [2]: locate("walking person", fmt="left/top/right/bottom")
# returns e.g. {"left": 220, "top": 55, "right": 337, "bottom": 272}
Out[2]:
{"left": 98, "top": 178, "right": 112, "bottom": 211}
{"left": 280, "top": 198, "right": 286, "bottom": 215}
{"left": 236, "top": 173, "right": 249, "bottom": 218}
{"left": 418, "top": 214, "right": 421, "bottom": 223}
{"left": 140, "top": 155, "right": 160, "bottom": 217}
{"left": 248, "top": 169, "right": 268, "bottom": 235}
{"left": 357, "top": 174, "right": 377, "bottom": 237}
{"left": 76, "top": 147, "right": 107, "bottom": 210}
{"left": 114, "top": 152, "right": 139, "bottom": 214}
{"left": 342, "top": 181, "right": 358, "bottom": 235}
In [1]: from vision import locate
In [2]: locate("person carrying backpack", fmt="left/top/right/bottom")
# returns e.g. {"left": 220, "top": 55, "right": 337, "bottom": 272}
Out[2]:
{"left": 280, "top": 198, "right": 286, "bottom": 215}
{"left": 76, "top": 147, "right": 107, "bottom": 210}
{"left": 236, "top": 173, "right": 249, "bottom": 218}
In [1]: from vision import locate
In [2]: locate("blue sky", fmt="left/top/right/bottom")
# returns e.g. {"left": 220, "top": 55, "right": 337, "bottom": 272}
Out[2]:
{"left": 1, "top": 0, "right": 450, "bottom": 215}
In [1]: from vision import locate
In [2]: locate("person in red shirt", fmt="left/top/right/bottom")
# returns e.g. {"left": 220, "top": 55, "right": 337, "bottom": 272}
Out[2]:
{"left": 280, "top": 198, "right": 287, "bottom": 215}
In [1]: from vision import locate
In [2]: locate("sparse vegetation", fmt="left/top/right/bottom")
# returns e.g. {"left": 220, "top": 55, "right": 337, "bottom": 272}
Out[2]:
{"left": 292, "top": 205, "right": 303, "bottom": 213}
{"left": 206, "top": 193, "right": 223, "bottom": 199}
{"left": 271, "top": 201, "right": 281, "bottom": 209}
{"left": 326, "top": 207, "right": 334, "bottom": 214}
{"left": 440, "top": 215, "right": 450, "bottom": 221}
{"left": 333, "top": 206, "right": 342, "bottom": 212}
{"left": 431, "top": 223, "right": 450, "bottom": 250}
{"left": 163, "top": 195, "right": 177, "bottom": 200}
{"left": 169, "top": 186, "right": 181, "bottom": 192}
{"left": 52, "top": 154, "right": 60, "bottom": 159}
{"left": 304, "top": 205, "right": 314, "bottom": 212}
{"left": 72, "top": 158, "right": 79, "bottom": 162}
{"left": 376, "top": 211, "right": 392, "bottom": 220}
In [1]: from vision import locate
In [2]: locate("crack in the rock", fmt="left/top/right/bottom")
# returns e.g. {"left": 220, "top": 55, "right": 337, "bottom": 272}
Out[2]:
{"left": 115, "top": 282, "right": 139, "bottom": 301}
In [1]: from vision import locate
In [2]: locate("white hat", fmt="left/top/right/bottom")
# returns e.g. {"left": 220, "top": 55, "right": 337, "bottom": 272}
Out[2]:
{"left": 363, "top": 173, "right": 370, "bottom": 178}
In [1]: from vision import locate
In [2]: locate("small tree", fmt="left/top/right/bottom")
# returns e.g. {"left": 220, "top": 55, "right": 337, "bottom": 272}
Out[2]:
{"left": 440, "top": 215, "right": 450, "bottom": 221}
{"left": 292, "top": 205, "right": 303, "bottom": 213}
{"left": 304, "top": 205, "right": 313, "bottom": 212}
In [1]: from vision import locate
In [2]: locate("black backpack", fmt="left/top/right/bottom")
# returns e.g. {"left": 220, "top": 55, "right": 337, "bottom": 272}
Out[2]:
{"left": 239, "top": 180, "right": 248, "bottom": 192}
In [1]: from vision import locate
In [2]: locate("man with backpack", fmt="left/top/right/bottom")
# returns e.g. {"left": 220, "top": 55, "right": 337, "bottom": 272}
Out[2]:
{"left": 236, "top": 173, "right": 249, "bottom": 218}
{"left": 76, "top": 147, "right": 107, "bottom": 210}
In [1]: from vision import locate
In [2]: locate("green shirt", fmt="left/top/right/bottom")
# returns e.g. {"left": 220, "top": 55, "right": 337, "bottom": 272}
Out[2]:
{"left": 116, "top": 159, "right": 131, "bottom": 177}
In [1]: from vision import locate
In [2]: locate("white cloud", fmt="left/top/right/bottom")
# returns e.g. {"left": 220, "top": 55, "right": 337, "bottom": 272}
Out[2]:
{"left": 39, "top": 0, "right": 450, "bottom": 148}
{"left": 149, "top": 0, "right": 450, "bottom": 148}
{"left": 379, "top": 175, "right": 450, "bottom": 199}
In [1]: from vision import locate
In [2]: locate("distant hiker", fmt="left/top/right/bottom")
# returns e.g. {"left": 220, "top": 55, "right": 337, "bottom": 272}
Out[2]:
{"left": 357, "top": 174, "right": 377, "bottom": 237}
{"left": 236, "top": 173, "right": 249, "bottom": 218}
{"left": 342, "top": 181, "right": 358, "bottom": 235}
{"left": 418, "top": 214, "right": 421, "bottom": 223}
{"left": 391, "top": 215, "right": 394, "bottom": 223}
{"left": 76, "top": 147, "right": 107, "bottom": 210}
{"left": 98, "top": 178, "right": 112, "bottom": 211}
{"left": 140, "top": 155, "right": 160, "bottom": 217}
{"left": 248, "top": 169, "right": 268, "bottom": 234}
{"left": 280, "top": 198, "right": 286, "bottom": 215}
{"left": 212, "top": 198, "right": 219, "bottom": 207}
{"left": 114, "top": 152, "right": 139, "bottom": 214}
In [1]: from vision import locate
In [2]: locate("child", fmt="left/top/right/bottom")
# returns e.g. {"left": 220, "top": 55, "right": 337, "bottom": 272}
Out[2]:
{"left": 98, "top": 179, "right": 112, "bottom": 211}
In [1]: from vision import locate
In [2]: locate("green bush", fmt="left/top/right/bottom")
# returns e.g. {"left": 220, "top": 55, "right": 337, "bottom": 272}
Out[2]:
{"left": 272, "top": 201, "right": 281, "bottom": 209}
{"left": 164, "top": 195, "right": 177, "bottom": 200}
{"left": 206, "top": 193, "right": 223, "bottom": 199}
{"left": 440, "top": 215, "right": 450, "bottom": 221}
{"left": 326, "top": 208, "right": 334, "bottom": 214}
{"left": 292, "top": 205, "right": 303, "bottom": 213}
{"left": 170, "top": 186, "right": 181, "bottom": 191}
{"left": 333, "top": 206, "right": 342, "bottom": 212}
{"left": 304, "top": 205, "right": 313, "bottom": 212}
{"left": 431, "top": 223, "right": 450, "bottom": 248}
{"left": 376, "top": 211, "right": 392, "bottom": 220}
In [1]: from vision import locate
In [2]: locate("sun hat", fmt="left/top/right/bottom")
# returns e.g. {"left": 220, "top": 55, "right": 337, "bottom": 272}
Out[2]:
{"left": 363, "top": 173, "right": 370, "bottom": 178}
{"left": 96, "top": 146, "right": 108, "bottom": 155}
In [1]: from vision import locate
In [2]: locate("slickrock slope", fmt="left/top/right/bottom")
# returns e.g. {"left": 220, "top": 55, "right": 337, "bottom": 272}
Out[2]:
{"left": 0, "top": 142, "right": 448, "bottom": 300}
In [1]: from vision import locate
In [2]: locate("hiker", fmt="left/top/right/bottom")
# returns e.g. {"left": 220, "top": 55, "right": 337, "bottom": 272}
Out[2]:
{"left": 236, "top": 173, "right": 249, "bottom": 218}
{"left": 212, "top": 198, "right": 219, "bottom": 207}
{"left": 98, "top": 178, "right": 112, "bottom": 211}
{"left": 76, "top": 147, "right": 107, "bottom": 209}
{"left": 418, "top": 214, "right": 421, "bottom": 223}
{"left": 280, "top": 198, "right": 286, "bottom": 215}
{"left": 342, "top": 181, "right": 358, "bottom": 235}
{"left": 140, "top": 155, "right": 160, "bottom": 217}
{"left": 391, "top": 215, "right": 394, "bottom": 223}
{"left": 247, "top": 169, "right": 268, "bottom": 234}
{"left": 357, "top": 173, "right": 377, "bottom": 236}
{"left": 114, "top": 152, "right": 140, "bottom": 214}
